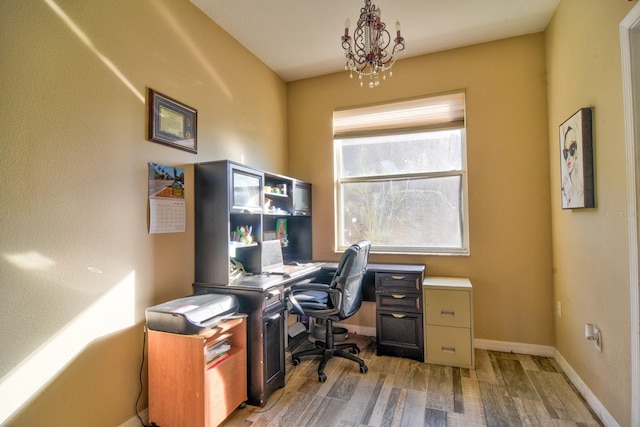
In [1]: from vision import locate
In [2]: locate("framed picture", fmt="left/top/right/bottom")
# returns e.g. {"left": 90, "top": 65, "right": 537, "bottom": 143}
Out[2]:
{"left": 148, "top": 88, "right": 197, "bottom": 153}
{"left": 559, "top": 107, "right": 594, "bottom": 209}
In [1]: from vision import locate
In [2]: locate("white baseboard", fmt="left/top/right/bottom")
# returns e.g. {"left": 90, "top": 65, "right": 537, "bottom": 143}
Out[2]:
{"left": 474, "top": 338, "right": 556, "bottom": 357}
{"left": 474, "top": 338, "right": 618, "bottom": 427}
{"left": 119, "top": 408, "right": 148, "bottom": 427}
{"left": 552, "top": 351, "right": 619, "bottom": 427}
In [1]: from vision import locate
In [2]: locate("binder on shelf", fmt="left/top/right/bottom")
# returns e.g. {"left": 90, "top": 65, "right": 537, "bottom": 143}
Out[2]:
{"left": 207, "top": 352, "right": 230, "bottom": 370}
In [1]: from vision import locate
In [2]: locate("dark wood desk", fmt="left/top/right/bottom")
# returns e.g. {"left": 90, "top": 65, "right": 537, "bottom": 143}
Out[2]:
{"left": 192, "top": 262, "right": 425, "bottom": 406}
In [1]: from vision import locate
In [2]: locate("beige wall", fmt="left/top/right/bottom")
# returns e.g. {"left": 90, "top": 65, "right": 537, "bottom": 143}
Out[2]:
{"left": 546, "top": 1, "right": 636, "bottom": 425}
{"left": 0, "top": 0, "right": 287, "bottom": 425}
{"left": 288, "top": 33, "right": 555, "bottom": 346}
{"left": 2, "top": 0, "right": 637, "bottom": 425}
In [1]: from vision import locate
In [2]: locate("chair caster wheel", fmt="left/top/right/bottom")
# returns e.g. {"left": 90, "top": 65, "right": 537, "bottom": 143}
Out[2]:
{"left": 292, "top": 358, "right": 301, "bottom": 366}
{"left": 318, "top": 373, "right": 327, "bottom": 382}
{"left": 360, "top": 365, "right": 368, "bottom": 374}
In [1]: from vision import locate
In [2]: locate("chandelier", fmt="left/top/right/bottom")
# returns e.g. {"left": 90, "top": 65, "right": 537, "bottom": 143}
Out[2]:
{"left": 341, "top": 0, "right": 406, "bottom": 88}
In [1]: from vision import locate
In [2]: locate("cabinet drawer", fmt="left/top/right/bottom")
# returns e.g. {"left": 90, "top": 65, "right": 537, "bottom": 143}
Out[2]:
{"left": 206, "top": 349, "right": 247, "bottom": 427}
{"left": 376, "top": 292, "right": 421, "bottom": 312}
{"left": 424, "top": 289, "right": 470, "bottom": 328}
{"left": 376, "top": 310, "right": 423, "bottom": 362}
{"left": 425, "top": 325, "right": 472, "bottom": 368}
{"left": 375, "top": 273, "right": 421, "bottom": 292}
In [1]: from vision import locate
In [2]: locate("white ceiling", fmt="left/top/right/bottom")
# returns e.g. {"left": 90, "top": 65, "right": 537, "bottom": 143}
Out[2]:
{"left": 190, "top": 0, "right": 559, "bottom": 82}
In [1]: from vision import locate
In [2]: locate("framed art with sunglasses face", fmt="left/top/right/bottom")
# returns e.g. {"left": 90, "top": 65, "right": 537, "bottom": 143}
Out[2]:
{"left": 559, "top": 107, "right": 594, "bottom": 209}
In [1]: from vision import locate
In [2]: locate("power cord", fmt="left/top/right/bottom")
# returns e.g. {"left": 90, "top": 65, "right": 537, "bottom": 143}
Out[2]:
{"left": 134, "top": 324, "right": 159, "bottom": 427}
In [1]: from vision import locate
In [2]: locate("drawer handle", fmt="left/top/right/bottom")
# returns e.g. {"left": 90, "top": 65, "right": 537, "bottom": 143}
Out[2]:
{"left": 391, "top": 313, "right": 406, "bottom": 319}
{"left": 391, "top": 275, "right": 405, "bottom": 280}
{"left": 441, "top": 310, "right": 455, "bottom": 317}
{"left": 441, "top": 346, "right": 456, "bottom": 354}
{"left": 391, "top": 294, "right": 406, "bottom": 299}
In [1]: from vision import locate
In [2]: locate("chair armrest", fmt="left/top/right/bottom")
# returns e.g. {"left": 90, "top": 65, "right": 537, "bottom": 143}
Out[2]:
{"left": 290, "top": 283, "right": 331, "bottom": 293}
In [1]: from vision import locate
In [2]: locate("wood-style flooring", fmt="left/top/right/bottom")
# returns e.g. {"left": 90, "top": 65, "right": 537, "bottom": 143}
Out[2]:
{"left": 221, "top": 335, "right": 603, "bottom": 427}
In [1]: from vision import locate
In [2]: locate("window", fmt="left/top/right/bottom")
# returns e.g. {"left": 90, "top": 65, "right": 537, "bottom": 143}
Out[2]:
{"left": 334, "top": 92, "right": 468, "bottom": 255}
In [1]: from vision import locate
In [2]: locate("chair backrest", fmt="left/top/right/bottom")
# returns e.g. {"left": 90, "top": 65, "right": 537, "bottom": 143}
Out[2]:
{"left": 330, "top": 240, "right": 371, "bottom": 319}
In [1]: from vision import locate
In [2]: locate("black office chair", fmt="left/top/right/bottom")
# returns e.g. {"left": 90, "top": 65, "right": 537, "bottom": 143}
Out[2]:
{"left": 288, "top": 240, "right": 371, "bottom": 382}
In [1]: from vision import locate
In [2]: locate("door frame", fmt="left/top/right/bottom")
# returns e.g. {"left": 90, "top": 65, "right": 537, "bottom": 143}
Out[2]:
{"left": 620, "top": 3, "right": 640, "bottom": 425}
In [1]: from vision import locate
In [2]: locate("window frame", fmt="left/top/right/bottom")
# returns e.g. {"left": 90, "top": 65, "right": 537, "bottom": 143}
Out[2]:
{"left": 333, "top": 92, "right": 469, "bottom": 256}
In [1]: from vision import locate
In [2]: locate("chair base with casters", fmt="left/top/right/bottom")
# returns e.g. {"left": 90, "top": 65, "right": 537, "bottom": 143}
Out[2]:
{"left": 291, "top": 318, "right": 368, "bottom": 382}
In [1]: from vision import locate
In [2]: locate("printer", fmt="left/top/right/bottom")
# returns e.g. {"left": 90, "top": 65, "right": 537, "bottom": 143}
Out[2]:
{"left": 145, "top": 293, "right": 239, "bottom": 334}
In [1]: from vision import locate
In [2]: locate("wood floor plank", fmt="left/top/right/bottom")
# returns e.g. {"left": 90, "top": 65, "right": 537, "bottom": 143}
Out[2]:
{"left": 461, "top": 376, "right": 486, "bottom": 423}
{"left": 447, "top": 410, "right": 487, "bottom": 427}
{"left": 406, "top": 358, "right": 429, "bottom": 392}
{"left": 366, "top": 374, "right": 397, "bottom": 426}
{"left": 424, "top": 407, "right": 448, "bottom": 427}
{"left": 452, "top": 367, "right": 464, "bottom": 413}
{"left": 252, "top": 391, "right": 316, "bottom": 427}
{"left": 478, "top": 381, "right": 523, "bottom": 427}
{"left": 399, "top": 389, "right": 428, "bottom": 427}
{"left": 366, "top": 353, "right": 401, "bottom": 375}
{"left": 358, "top": 372, "right": 387, "bottom": 425}
{"left": 298, "top": 395, "right": 348, "bottom": 427}
{"left": 488, "top": 352, "right": 506, "bottom": 384}
{"left": 527, "top": 369, "right": 561, "bottom": 419}
{"left": 391, "top": 357, "right": 424, "bottom": 390}
{"left": 328, "top": 371, "right": 360, "bottom": 400}
{"left": 512, "top": 396, "right": 560, "bottom": 426}
{"left": 381, "top": 387, "right": 407, "bottom": 427}
{"left": 426, "top": 364, "right": 454, "bottom": 412}
{"left": 333, "top": 372, "right": 382, "bottom": 425}
{"left": 532, "top": 355, "right": 559, "bottom": 373}
{"left": 495, "top": 357, "right": 539, "bottom": 400}
{"left": 474, "top": 349, "right": 498, "bottom": 383}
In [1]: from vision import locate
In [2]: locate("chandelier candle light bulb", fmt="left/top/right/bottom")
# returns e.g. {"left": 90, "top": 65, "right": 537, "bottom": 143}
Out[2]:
{"left": 341, "top": 0, "right": 406, "bottom": 88}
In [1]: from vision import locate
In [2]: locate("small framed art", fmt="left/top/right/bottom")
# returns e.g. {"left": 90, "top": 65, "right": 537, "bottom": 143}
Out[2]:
{"left": 148, "top": 88, "right": 197, "bottom": 153}
{"left": 559, "top": 107, "right": 594, "bottom": 209}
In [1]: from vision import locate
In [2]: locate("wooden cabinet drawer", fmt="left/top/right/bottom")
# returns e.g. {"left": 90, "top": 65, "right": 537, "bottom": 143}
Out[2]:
{"left": 375, "top": 272, "right": 421, "bottom": 292}
{"left": 376, "top": 292, "right": 421, "bottom": 312}
{"left": 376, "top": 310, "right": 424, "bottom": 361}
{"left": 424, "top": 289, "right": 470, "bottom": 328}
{"left": 425, "top": 325, "right": 472, "bottom": 368}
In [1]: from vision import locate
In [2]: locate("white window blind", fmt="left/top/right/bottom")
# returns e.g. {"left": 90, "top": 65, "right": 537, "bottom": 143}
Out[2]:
{"left": 334, "top": 92, "right": 465, "bottom": 138}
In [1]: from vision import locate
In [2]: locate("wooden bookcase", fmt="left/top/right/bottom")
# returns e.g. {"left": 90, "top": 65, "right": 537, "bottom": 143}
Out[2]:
{"left": 148, "top": 316, "right": 247, "bottom": 427}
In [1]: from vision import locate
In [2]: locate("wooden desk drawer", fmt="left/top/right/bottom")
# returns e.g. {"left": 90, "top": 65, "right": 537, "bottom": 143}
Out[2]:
{"left": 376, "top": 292, "right": 421, "bottom": 312}
{"left": 376, "top": 310, "right": 424, "bottom": 361}
{"left": 425, "top": 325, "right": 472, "bottom": 368}
{"left": 424, "top": 289, "right": 470, "bottom": 328}
{"left": 375, "top": 272, "right": 421, "bottom": 292}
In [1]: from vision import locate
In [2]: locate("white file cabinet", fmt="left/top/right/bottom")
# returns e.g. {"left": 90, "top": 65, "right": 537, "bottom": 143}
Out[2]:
{"left": 423, "top": 277, "right": 474, "bottom": 368}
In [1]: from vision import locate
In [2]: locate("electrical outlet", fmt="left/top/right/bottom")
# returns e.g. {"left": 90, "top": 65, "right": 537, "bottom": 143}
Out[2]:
{"left": 556, "top": 301, "right": 562, "bottom": 318}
